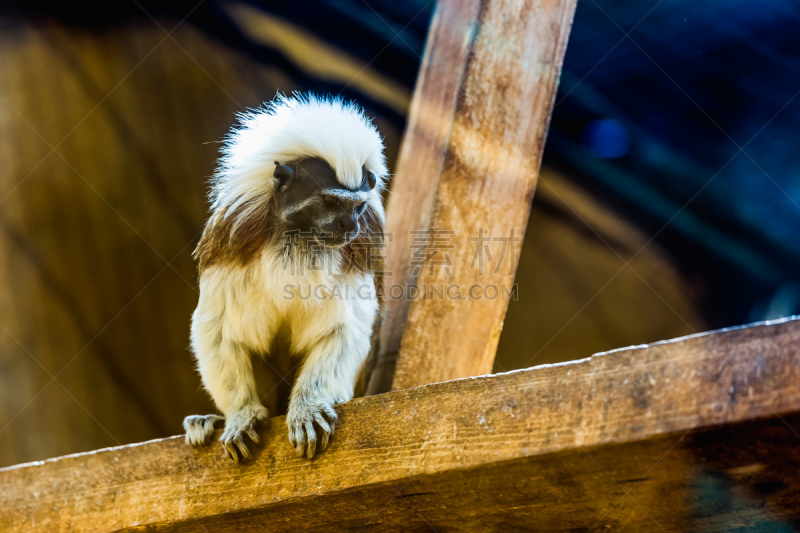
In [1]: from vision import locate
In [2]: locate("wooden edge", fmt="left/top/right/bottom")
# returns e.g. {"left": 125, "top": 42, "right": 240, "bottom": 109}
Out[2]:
{"left": 2, "top": 317, "right": 799, "bottom": 532}
{"left": 369, "top": 0, "right": 481, "bottom": 394}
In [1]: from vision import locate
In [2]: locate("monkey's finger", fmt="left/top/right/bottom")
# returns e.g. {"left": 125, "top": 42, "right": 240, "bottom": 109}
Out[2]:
{"left": 182, "top": 415, "right": 198, "bottom": 432}
{"left": 245, "top": 425, "right": 260, "bottom": 443}
{"left": 322, "top": 404, "right": 338, "bottom": 424}
{"left": 320, "top": 429, "right": 330, "bottom": 451}
{"left": 304, "top": 420, "right": 317, "bottom": 459}
{"left": 234, "top": 436, "right": 250, "bottom": 460}
{"left": 185, "top": 424, "right": 202, "bottom": 446}
{"left": 289, "top": 425, "right": 304, "bottom": 457}
{"left": 183, "top": 418, "right": 197, "bottom": 444}
{"left": 204, "top": 415, "right": 224, "bottom": 433}
{"left": 225, "top": 442, "right": 239, "bottom": 463}
{"left": 312, "top": 411, "right": 331, "bottom": 436}
{"left": 224, "top": 440, "right": 240, "bottom": 462}
{"left": 326, "top": 415, "right": 338, "bottom": 438}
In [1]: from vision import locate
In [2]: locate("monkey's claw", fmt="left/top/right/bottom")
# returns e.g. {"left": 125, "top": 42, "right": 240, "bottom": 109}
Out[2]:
{"left": 286, "top": 397, "right": 338, "bottom": 458}
{"left": 183, "top": 414, "right": 224, "bottom": 446}
{"left": 219, "top": 405, "right": 268, "bottom": 462}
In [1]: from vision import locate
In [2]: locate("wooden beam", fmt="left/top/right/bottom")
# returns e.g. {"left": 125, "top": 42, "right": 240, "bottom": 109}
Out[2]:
{"left": 3, "top": 317, "right": 800, "bottom": 532}
{"left": 370, "top": 0, "right": 578, "bottom": 393}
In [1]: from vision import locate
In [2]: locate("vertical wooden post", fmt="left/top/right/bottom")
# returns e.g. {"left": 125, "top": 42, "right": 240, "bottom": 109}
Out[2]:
{"left": 369, "top": 0, "right": 577, "bottom": 393}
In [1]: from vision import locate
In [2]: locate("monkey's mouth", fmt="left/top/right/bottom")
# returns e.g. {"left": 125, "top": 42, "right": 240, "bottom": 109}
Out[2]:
{"left": 314, "top": 233, "right": 355, "bottom": 249}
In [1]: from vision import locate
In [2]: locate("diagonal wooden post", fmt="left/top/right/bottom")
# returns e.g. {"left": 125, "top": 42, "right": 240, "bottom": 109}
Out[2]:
{"left": 368, "top": 0, "right": 578, "bottom": 393}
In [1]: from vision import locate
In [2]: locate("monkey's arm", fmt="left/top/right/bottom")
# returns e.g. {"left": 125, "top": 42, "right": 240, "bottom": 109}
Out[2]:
{"left": 189, "top": 308, "right": 268, "bottom": 461}
{"left": 287, "top": 313, "right": 373, "bottom": 458}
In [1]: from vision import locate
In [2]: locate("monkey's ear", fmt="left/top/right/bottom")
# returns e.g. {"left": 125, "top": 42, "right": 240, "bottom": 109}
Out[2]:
{"left": 363, "top": 166, "right": 377, "bottom": 190}
{"left": 274, "top": 162, "right": 295, "bottom": 190}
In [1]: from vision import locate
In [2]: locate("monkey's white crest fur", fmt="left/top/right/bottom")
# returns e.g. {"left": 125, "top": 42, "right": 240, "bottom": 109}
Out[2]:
{"left": 211, "top": 93, "right": 388, "bottom": 232}
{"left": 185, "top": 93, "right": 387, "bottom": 461}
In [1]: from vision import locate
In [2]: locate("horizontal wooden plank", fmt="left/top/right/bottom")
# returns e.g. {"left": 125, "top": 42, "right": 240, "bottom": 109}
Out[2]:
{"left": 2, "top": 317, "right": 800, "bottom": 532}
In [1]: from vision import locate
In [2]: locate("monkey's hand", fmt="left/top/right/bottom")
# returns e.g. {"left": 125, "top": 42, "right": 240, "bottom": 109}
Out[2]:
{"left": 183, "top": 414, "right": 224, "bottom": 446}
{"left": 286, "top": 392, "right": 338, "bottom": 459}
{"left": 220, "top": 404, "right": 269, "bottom": 462}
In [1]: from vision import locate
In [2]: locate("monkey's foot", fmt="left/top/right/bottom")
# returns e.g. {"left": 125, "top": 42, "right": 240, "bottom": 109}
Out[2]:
{"left": 220, "top": 404, "right": 268, "bottom": 462}
{"left": 183, "top": 414, "right": 224, "bottom": 446}
{"left": 286, "top": 395, "right": 338, "bottom": 459}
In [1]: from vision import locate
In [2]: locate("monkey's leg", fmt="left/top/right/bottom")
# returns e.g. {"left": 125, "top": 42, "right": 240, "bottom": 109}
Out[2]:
{"left": 193, "top": 330, "right": 269, "bottom": 461}
{"left": 183, "top": 414, "right": 224, "bottom": 446}
{"left": 287, "top": 322, "right": 370, "bottom": 458}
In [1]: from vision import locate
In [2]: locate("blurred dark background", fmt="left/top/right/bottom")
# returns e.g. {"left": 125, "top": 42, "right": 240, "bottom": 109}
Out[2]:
{"left": 0, "top": 0, "right": 797, "bottom": 466}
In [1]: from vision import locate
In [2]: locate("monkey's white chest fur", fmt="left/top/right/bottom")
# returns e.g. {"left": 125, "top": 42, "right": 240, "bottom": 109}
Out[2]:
{"left": 188, "top": 249, "right": 378, "bottom": 459}
{"left": 193, "top": 250, "right": 378, "bottom": 391}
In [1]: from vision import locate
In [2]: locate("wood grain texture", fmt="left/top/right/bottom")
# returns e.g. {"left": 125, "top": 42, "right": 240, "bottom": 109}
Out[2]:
{"left": 367, "top": 0, "right": 481, "bottom": 394}
{"left": 2, "top": 317, "right": 799, "bottom": 532}
{"left": 370, "top": 0, "right": 579, "bottom": 393}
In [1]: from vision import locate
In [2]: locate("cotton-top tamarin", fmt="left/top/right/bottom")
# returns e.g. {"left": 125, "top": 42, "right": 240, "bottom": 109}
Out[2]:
{"left": 183, "top": 94, "right": 386, "bottom": 461}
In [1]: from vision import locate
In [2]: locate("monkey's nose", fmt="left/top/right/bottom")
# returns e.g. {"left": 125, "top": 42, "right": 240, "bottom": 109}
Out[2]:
{"left": 336, "top": 217, "right": 357, "bottom": 235}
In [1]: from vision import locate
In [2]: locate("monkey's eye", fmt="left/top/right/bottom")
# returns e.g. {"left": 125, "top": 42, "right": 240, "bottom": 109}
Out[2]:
{"left": 356, "top": 201, "right": 367, "bottom": 214}
{"left": 323, "top": 195, "right": 339, "bottom": 205}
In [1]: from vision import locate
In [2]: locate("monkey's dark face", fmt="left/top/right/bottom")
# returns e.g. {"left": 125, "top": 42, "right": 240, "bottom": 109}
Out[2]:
{"left": 273, "top": 157, "right": 376, "bottom": 248}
